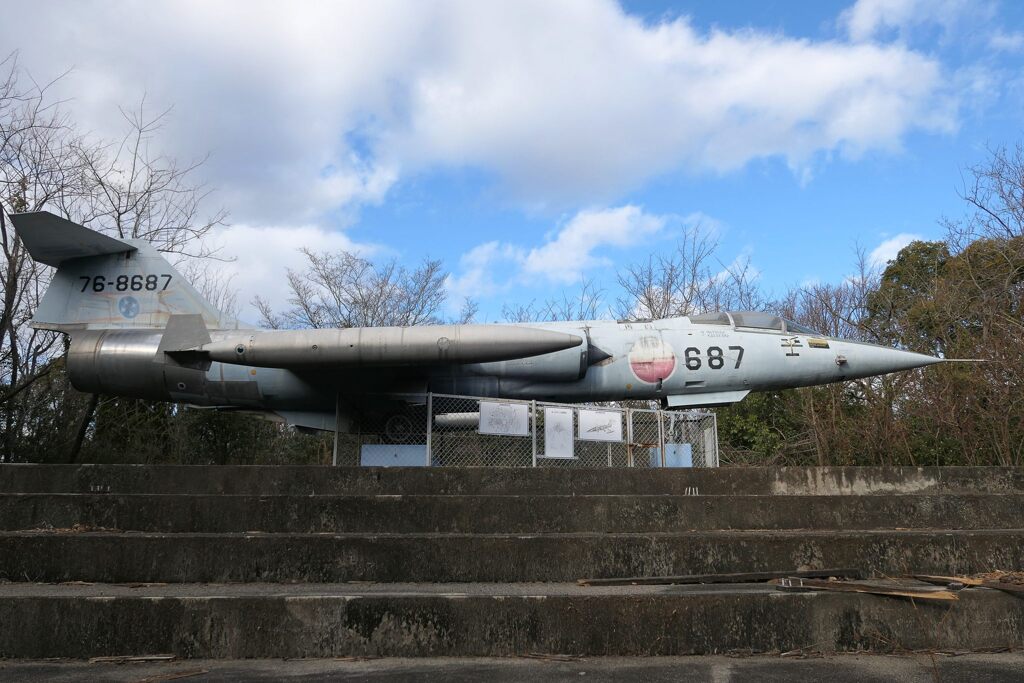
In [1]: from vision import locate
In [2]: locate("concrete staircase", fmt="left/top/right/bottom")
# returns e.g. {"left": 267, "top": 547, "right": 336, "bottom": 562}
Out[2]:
{"left": 1, "top": 464, "right": 1024, "bottom": 657}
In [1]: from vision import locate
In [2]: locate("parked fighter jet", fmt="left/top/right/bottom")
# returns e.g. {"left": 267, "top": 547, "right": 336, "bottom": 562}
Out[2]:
{"left": 12, "top": 211, "right": 944, "bottom": 439}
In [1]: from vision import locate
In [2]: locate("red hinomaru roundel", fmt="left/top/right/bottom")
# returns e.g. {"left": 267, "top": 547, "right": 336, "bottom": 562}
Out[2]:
{"left": 628, "top": 336, "right": 676, "bottom": 384}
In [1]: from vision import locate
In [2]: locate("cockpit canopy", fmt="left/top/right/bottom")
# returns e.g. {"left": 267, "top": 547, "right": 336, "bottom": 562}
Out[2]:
{"left": 688, "top": 311, "right": 822, "bottom": 335}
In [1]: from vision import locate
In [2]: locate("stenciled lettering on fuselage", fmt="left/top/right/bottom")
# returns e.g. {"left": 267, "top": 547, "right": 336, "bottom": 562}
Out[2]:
{"left": 683, "top": 345, "right": 744, "bottom": 370}
{"left": 781, "top": 337, "right": 803, "bottom": 357}
{"left": 78, "top": 274, "right": 174, "bottom": 293}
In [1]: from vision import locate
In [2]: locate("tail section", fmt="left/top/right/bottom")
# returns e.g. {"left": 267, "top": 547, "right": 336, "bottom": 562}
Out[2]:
{"left": 11, "top": 211, "right": 235, "bottom": 331}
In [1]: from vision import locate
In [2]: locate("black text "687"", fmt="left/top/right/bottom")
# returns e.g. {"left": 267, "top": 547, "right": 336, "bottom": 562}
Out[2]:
{"left": 683, "top": 346, "right": 744, "bottom": 370}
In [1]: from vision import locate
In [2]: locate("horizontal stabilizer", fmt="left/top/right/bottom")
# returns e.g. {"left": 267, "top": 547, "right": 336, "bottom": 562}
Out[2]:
{"left": 10, "top": 211, "right": 136, "bottom": 267}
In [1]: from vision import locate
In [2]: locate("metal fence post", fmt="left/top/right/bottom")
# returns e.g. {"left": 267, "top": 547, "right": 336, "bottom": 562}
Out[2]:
{"left": 531, "top": 400, "right": 538, "bottom": 467}
{"left": 657, "top": 409, "right": 666, "bottom": 468}
{"left": 625, "top": 409, "right": 633, "bottom": 467}
{"left": 425, "top": 392, "right": 433, "bottom": 466}
{"left": 332, "top": 392, "right": 340, "bottom": 466}
{"left": 663, "top": 414, "right": 669, "bottom": 468}
{"left": 712, "top": 412, "right": 719, "bottom": 467}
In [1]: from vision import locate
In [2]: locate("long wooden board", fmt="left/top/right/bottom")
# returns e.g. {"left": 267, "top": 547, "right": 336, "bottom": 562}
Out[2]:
{"left": 578, "top": 568, "right": 863, "bottom": 587}
{"left": 913, "top": 574, "right": 1024, "bottom": 597}
{"left": 775, "top": 577, "right": 958, "bottom": 601}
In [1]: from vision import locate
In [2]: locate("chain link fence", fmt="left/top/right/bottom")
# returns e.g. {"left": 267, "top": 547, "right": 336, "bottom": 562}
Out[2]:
{"left": 338, "top": 393, "right": 718, "bottom": 468}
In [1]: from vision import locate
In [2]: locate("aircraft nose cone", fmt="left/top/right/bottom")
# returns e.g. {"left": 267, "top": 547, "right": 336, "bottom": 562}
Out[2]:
{"left": 835, "top": 342, "right": 942, "bottom": 379}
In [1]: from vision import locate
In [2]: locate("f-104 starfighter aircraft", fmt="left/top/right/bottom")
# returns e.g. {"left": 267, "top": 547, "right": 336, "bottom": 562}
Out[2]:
{"left": 12, "top": 211, "right": 943, "bottom": 437}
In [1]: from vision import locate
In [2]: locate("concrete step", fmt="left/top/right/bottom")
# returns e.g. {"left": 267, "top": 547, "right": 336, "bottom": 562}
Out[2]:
{"left": 1, "top": 581, "right": 1022, "bottom": 658}
{"left": 4, "top": 464, "right": 1024, "bottom": 496}
{"left": 2, "top": 529, "right": 1022, "bottom": 583}
{"left": 5, "top": 493, "right": 1024, "bottom": 533}
{"left": 7, "top": 654, "right": 1024, "bottom": 682}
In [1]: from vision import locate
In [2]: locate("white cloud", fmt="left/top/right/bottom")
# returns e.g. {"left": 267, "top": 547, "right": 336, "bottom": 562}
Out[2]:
{"left": 1, "top": 0, "right": 960, "bottom": 224}
{"left": 312, "top": 162, "right": 399, "bottom": 212}
{"left": 523, "top": 206, "right": 665, "bottom": 283}
{"left": 447, "top": 205, "right": 667, "bottom": 308}
{"left": 211, "top": 224, "right": 376, "bottom": 323}
{"left": 444, "top": 241, "right": 526, "bottom": 304}
{"left": 990, "top": 30, "right": 1024, "bottom": 53}
{"left": 840, "top": 0, "right": 974, "bottom": 42}
{"left": 869, "top": 232, "right": 923, "bottom": 267}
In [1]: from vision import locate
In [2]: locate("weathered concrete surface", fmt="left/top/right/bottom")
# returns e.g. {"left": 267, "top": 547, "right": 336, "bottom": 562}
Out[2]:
{"left": 2, "top": 529, "right": 1023, "bottom": 583}
{"left": 3, "top": 463, "right": 1024, "bottom": 659}
{"left": 0, "top": 582, "right": 1022, "bottom": 658}
{"left": 4, "top": 493, "right": 1024, "bottom": 533}
{"left": 4, "top": 464, "right": 1024, "bottom": 496}
{"left": 6, "top": 655, "right": 1024, "bottom": 683}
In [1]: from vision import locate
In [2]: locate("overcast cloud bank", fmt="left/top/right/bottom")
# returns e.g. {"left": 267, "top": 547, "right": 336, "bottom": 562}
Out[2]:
{"left": 6, "top": 0, "right": 960, "bottom": 222}
{"left": 1, "top": 0, "right": 997, "bottom": 319}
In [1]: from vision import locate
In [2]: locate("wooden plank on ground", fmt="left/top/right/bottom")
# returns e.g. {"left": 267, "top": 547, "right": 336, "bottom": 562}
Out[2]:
{"left": 578, "top": 568, "right": 862, "bottom": 587}
{"left": 775, "top": 578, "right": 958, "bottom": 601}
{"left": 913, "top": 574, "right": 1024, "bottom": 597}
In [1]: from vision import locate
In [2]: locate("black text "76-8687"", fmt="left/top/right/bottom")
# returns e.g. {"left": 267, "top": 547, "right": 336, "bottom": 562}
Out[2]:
{"left": 79, "top": 274, "right": 172, "bottom": 293}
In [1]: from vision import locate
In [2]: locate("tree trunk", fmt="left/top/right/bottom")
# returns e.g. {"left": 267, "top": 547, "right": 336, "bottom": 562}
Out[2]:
{"left": 68, "top": 393, "right": 100, "bottom": 464}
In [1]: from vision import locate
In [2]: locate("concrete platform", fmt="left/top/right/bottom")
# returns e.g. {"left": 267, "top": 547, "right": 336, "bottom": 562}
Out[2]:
{"left": 3, "top": 463, "right": 1024, "bottom": 659}
{"left": 0, "top": 581, "right": 1021, "bottom": 658}
{"left": 4, "top": 493, "right": 1024, "bottom": 533}
{"left": 5, "top": 654, "right": 1024, "bottom": 683}
{"left": 4, "top": 464, "right": 1024, "bottom": 496}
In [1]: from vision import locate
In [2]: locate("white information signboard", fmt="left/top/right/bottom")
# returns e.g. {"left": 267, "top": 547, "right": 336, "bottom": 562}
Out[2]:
{"left": 478, "top": 401, "right": 530, "bottom": 436}
{"left": 543, "top": 407, "right": 574, "bottom": 458}
{"left": 577, "top": 409, "right": 623, "bottom": 442}
{"left": 360, "top": 444, "right": 428, "bottom": 467}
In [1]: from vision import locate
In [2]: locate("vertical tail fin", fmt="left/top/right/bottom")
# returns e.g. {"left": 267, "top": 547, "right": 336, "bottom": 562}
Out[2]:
{"left": 10, "top": 211, "right": 237, "bottom": 331}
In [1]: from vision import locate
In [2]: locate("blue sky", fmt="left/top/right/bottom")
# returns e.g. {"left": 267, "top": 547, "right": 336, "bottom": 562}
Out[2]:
{"left": 3, "top": 0, "right": 1023, "bottom": 323}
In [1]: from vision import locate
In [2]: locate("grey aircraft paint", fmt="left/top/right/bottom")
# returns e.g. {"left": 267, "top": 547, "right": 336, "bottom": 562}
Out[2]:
{"left": 12, "top": 211, "right": 943, "bottom": 435}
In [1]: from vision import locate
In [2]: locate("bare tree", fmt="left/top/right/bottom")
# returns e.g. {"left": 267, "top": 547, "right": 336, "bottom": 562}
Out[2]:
{"left": 0, "top": 54, "right": 96, "bottom": 462}
{"left": 74, "top": 99, "right": 227, "bottom": 260}
{"left": 61, "top": 102, "right": 229, "bottom": 462}
{"left": 0, "top": 55, "right": 231, "bottom": 462}
{"left": 502, "top": 278, "right": 604, "bottom": 323}
{"left": 180, "top": 259, "right": 240, "bottom": 321}
{"left": 952, "top": 143, "right": 1024, "bottom": 243}
{"left": 614, "top": 224, "right": 763, "bottom": 320}
{"left": 255, "top": 248, "right": 468, "bottom": 329}
{"left": 778, "top": 248, "right": 880, "bottom": 342}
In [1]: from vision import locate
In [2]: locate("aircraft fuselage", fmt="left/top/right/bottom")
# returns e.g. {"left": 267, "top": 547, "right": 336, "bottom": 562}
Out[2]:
{"left": 65, "top": 314, "right": 940, "bottom": 432}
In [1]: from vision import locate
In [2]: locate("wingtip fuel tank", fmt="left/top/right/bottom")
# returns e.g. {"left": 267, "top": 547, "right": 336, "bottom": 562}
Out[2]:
{"left": 199, "top": 325, "right": 584, "bottom": 368}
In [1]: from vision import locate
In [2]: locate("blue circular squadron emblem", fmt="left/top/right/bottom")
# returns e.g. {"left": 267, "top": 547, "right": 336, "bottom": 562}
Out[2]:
{"left": 118, "top": 296, "right": 140, "bottom": 319}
